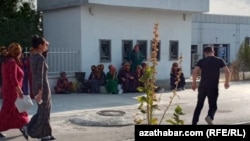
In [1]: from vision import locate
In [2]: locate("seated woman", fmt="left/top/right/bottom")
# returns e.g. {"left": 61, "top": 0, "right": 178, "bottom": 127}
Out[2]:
{"left": 140, "top": 62, "right": 162, "bottom": 92}
{"left": 170, "top": 62, "right": 186, "bottom": 90}
{"left": 117, "top": 61, "right": 137, "bottom": 93}
{"left": 105, "top": 64, "right": 118, "bottom": 94}
{"left": 54, "top": 72, "right": 74, "bottom": 94}
{"left": 132, "top": 65, "right": 144, "bottom": 91}
{"left": 88, "top": 64, "right": 106, "bottom": 93}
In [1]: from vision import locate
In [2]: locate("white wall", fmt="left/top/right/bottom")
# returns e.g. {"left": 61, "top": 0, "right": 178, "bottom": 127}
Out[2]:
{"left": 80, "top": 5, "right": 192, "bottom": 80}
{"left": 38, "top": 0, "right": 208, "bottom": 92}
{"left": 88, "top": 0, "right": 209, "bottom": 12}
{"left": 38, "top": 0, "right": 209, "bottom": 13}
{"left": 43, "top": 7, "right": 81, "bottom": 51}
{"left": 43, "top": 7, "right": 82, "bottom": 92}
{"left": 43, "top": 7, "right": 82, "bottom": 73}
{"left": 192, "top": 14, "right": 250, "bottom": 65}
{"left": 192, "top": 23, "right": 237, "bottom": 61}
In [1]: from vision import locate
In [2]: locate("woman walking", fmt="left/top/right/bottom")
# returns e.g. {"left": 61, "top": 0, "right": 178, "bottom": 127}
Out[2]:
{"left": 27, "top": 35, "right": 56, "bottom": 140}
{"left": 0, "top": 43, "right": 29, "bottom": 140}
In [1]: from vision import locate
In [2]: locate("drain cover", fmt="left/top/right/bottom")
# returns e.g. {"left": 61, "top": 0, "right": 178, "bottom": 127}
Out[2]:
{"left": 96, "top": 110, "right": 126, "bottom": 117}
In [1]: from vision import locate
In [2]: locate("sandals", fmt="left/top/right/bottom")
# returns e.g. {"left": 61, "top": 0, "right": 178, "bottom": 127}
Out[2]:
{"left": 20, "top": 125, "right": 29, "bottom": 140}
{"left": 41, "top": 136, "right": 56, "bottom": 141}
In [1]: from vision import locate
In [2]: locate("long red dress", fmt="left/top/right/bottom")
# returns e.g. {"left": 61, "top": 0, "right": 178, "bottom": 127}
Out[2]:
{"left": 0, "top": 58, "right": 29, "bottom": 131}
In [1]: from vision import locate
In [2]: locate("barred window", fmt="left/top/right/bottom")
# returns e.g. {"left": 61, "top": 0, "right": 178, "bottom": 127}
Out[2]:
{"left": 122, "top": 40, "right": 133, "bottom": 62}
{"left": 151, "top": 40, "right": 161, "bottom": 61}
{"left": 137, "top": 40, "right": 147, "bottom": 60}
{"left": 99, "top": 39, "right": 111, "bottom": 62}
{"left": 169, "top": 40, "right": 179, "bottom": 60}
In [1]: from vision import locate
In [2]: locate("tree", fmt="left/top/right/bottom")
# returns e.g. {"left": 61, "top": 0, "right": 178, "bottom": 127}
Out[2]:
{"left": 237, "top": 37, "right": 250, "bottom": 79}
{"left": 0, "top": 0, "right": 42, "bottom": 50}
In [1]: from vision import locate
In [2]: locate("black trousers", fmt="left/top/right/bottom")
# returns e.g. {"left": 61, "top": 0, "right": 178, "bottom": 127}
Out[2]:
{"left": 192, "top": 87, "right": 219, "bottom": 125}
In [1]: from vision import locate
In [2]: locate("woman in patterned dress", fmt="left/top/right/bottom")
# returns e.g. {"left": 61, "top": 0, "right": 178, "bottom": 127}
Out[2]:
{"left": 0, "top": 43, "right": 29, "bottom": 140}
{"left": 27, "top": 35, "right": 56, "bottom": 141}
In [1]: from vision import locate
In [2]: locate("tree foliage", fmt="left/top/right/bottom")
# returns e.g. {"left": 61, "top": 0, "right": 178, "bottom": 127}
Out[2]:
{"left": 0, "top": 0, "right": 42, "bottom": 50}
{"left": 237, "top": 37, "right": 250, "bottom": 71}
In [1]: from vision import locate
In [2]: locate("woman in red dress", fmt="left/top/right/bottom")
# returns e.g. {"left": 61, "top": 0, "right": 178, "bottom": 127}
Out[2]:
{"left": 0, "top": 43, "right": 29, "bottom": 140}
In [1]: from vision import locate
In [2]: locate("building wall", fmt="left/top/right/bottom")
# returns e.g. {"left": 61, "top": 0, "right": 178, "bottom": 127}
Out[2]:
{"left": 42, "top": 5, "right": 193, "bottom": 92}
{"left": 79, "top": 5, "right": 192, "bottom": 80}
{"left": 38, "top": 0, "right": 209, "bottom": 13}
{"left": 43, "top": 7, "right": 82, "bottom": 74}
{"left": 42, "top": 7, "right": 82, "bottom": 92}
{"left": 39, "top": 1, "right": 210, "bottom": 92}
{"left": 192, "top": 14, "right": 250, "bottom": 64}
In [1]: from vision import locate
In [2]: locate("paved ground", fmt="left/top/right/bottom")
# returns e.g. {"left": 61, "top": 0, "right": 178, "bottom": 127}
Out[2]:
{"left": 1, "top": 80, "right": 250, "bottom": 141}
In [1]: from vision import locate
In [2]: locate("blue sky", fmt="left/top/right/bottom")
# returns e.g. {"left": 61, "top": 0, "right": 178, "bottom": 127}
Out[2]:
{"left": 208, "top": 0, "right": 250, "bottom": 16}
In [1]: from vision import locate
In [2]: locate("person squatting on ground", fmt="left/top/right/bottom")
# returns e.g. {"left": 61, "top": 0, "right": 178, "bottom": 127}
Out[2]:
{"left": 117, "top": 61, "right": 137, "bottom": 93}
{"left": 88, "top": 64, "right": 106, "bottom": 93}
{"left": 132, "top": 64, "right": 144, "bottom": 90}
{"left": 27, "top": 35, "right": 56, "bottom": 140}
{"left": 0, "top": 43, "right": 29, "bottom": 140}
{"left": 191, "top": 46, "right": 231, "bottom": 125}
{"left": 54, "top": 71, "right": 74, "bottom": 94}
{"left": 170, "top": 62, "right": 186, "bottom": 90}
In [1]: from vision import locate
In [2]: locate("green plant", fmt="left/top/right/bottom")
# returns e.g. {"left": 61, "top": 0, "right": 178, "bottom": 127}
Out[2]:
{"left": 229, "top": 60, "right": 240, "bottom": 81}
{"left": 135, "top": 23, "right": 160, "bottom": 125}
{"left": 229, "top": 37, "right": 250, "bottom": 81}
{"left": 166, "top": 105, "right": 185, "bottom": 125}
{"left": 135, "top": 23, "right": 184, "bottom": 125}
{"left": 237, "top": 37, "right": 250, "bottom": 80}
{"left": 159, "top": 56, "right": 185, "bottom": 124}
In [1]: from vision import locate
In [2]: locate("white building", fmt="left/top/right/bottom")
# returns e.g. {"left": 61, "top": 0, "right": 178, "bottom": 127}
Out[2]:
{"left": 38, "top": 0, "right": 209, "bottom": 90}
{"left": 191, "top": 14, "right": 250, "bottom": 69}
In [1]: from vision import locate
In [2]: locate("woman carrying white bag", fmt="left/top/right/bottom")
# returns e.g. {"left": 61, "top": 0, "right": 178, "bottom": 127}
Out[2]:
{"left": 0, "top": 43, "right": 29, "bottom": 140}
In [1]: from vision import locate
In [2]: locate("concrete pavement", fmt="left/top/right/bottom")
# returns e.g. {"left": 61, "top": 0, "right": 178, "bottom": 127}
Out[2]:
{"left": 1, "top": 80, "right": 250, "bottom": 141}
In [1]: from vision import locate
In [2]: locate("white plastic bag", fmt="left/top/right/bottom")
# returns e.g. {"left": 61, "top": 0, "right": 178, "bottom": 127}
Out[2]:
{"left": 15, "top": 95, "right": 34, "bottom": 113}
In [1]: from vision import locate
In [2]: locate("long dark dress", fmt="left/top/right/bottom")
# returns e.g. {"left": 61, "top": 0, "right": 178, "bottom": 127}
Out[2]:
{"left": 0, "top": 59, "right": 29, "bottom": 131}
{"left": 88, "top": 71, "right": 106, "bottom": 93}
{"left": 22, "top": 56, "right": 29, "bottom": 95}
{"left": 28, "top": 53, "right": 52, "bottom": 138}
{"left": 117, "top": 68, "right": 137, "bottom": 93}
{"left": 170, "top": 71, "right": 186, "bottom": 90}
{"left": 128, "top": 50, "right": 144, "bottom": 72}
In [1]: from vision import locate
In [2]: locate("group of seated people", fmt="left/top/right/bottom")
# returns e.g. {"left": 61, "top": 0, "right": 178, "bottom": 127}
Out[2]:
{"left": 87, "top": 62, "right": 145, "bottom": 94}
{"left": 72, "top": 62, "right": 146, "bottom": 94}
{"left": 54, "top": 61, "right": 186, "bottom": 94}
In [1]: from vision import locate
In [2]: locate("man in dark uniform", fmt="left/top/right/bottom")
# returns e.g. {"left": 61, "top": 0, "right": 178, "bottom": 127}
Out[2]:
{"left": 191, "top": 46, "right": 231, "bottom": 125}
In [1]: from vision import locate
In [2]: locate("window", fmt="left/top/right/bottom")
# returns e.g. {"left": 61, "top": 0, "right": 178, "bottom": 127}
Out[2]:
{"left": 122, "top": 40, "right": 133, "bottom": 62}
{"left": 191, "top": 45, "right": 198, "bottom": 69}
{"left": 136, "top": 40, "right": 147, "bottom": 60}
{"left": 151, "top": 40, "right": 161, "bottom": 61}
{"left": 169, "top": 40, "right": 179, "bottom": 60}
{"left": 191, "top": 45, "right": 198, "bottom": 54}
{"left": 99, "top": 39, "right": 111, "bottom": 62}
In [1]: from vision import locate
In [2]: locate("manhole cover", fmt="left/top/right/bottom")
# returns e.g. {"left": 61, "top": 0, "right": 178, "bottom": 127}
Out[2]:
{"left": 96, "top": 110, "right": 126, "bottom": 117}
